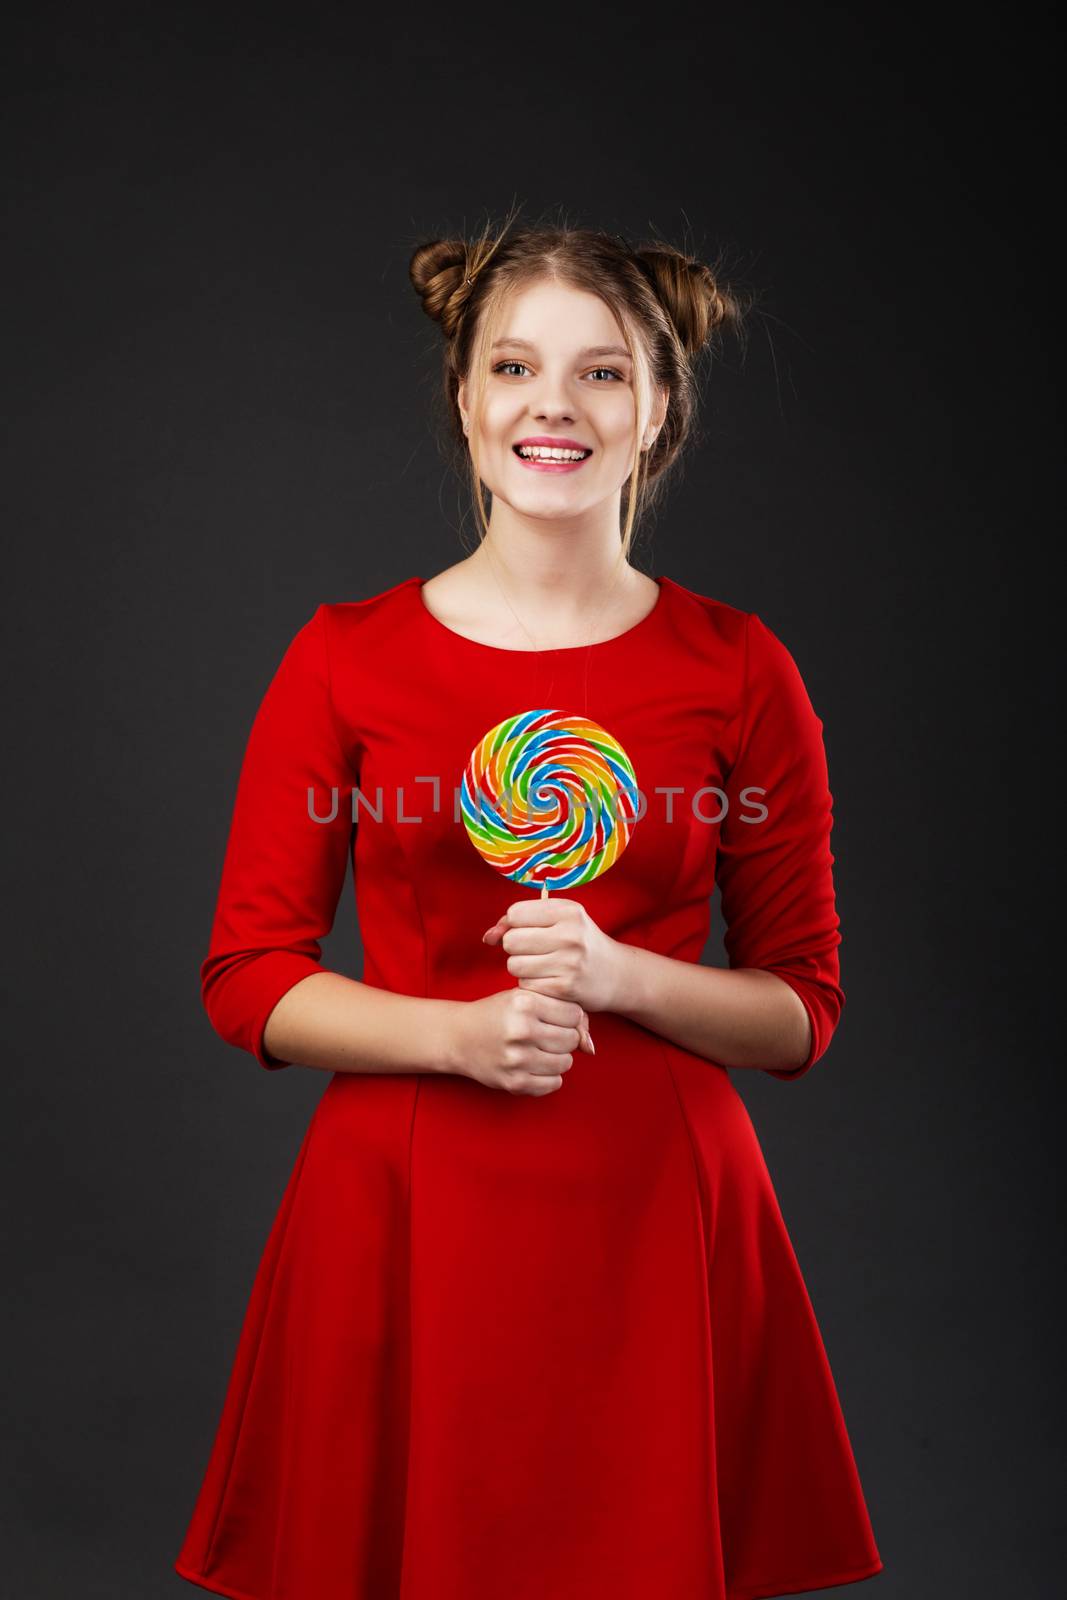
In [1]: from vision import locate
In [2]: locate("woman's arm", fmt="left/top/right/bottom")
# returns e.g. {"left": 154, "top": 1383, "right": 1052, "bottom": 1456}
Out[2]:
{"left": 707, "top": 611, "right": 845, "bottom": 1080}
{"left": 607, "top": 950, "right": 811, "bottom": 1071}
{"left": 200, "top": 604, "right": 429, "bottom": 1075}
{"left": 261, "top": 971, "right": 463, "bottom": 1076}
{"left": 485, "top": 905, "right": 812, "bottom": 1073}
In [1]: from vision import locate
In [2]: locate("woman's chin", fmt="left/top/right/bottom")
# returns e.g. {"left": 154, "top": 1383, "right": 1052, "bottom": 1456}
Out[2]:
{"left": 483, "top": 479, "right": 608, "bottom": 523}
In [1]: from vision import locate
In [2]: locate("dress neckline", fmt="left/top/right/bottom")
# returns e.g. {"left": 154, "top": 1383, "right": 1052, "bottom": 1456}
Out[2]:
{"left": 412, "top": 573, "right": 669, "bottom": 656}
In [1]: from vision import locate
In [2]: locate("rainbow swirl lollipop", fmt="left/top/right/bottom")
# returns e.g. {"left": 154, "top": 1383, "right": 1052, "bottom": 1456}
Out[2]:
{"left": 461, "top": 709, "right": 639, "bottom": 891}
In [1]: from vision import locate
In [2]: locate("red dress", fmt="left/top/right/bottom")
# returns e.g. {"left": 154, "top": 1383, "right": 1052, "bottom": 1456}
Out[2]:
{"left": 174, "top": 574, "right": 883, "bottom": 1600}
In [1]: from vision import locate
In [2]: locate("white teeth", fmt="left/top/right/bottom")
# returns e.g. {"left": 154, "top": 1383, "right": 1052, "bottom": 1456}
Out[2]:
{"left": 517, "top": 445, "right": 590, "bottom": 461}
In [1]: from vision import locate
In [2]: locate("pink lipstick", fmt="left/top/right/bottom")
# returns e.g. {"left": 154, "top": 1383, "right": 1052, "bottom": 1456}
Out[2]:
{"left": 512, "top": 436, "right": 594, "bottom": 474}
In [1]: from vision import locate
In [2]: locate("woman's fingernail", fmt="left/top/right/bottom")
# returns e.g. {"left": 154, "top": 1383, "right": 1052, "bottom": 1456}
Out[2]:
{"left": 587, "top": 1032, "right": 596, "bottom": 1054}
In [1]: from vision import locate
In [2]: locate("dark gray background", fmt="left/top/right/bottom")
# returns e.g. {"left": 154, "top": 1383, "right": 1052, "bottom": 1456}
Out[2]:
{"left": 3, "top": 5, "right": 1060, "bottom": 1596}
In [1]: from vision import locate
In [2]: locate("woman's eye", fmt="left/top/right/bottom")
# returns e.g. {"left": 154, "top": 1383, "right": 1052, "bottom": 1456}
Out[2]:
{"left": 587, "top": 367, "right": 624, "bottom": 382}
{"left": 492, "top": 361, "right": 529, "bottom": 377}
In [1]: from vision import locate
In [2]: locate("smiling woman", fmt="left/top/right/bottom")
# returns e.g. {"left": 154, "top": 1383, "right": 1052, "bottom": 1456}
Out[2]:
{"left": 414, "top": 214, "right": 744, "bottom": 574}
{"left": 174, "top": 210, "right": 882, "bottom": 1600}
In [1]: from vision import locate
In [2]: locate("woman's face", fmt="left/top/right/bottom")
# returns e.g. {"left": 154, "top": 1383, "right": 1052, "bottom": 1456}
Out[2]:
{"left": 458, "top": 278, "right": 666, "bottom": 522}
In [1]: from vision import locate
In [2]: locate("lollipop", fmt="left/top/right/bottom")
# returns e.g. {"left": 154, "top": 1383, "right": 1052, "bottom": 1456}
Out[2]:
{"left": 461, "top": 708, "right": 639, "bottom": 895}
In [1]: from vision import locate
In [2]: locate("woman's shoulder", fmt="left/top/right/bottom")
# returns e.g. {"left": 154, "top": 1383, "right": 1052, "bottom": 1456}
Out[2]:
{"left": 658, "top": 577, "right": 822, "bottom": 728}
{"left": 320, "top": 574, "right": 421, "bottom": 620}
{"left": 661, "top": 575, "right": 803, "bottom": 669}
{"left": 659, "top": 574, "right": 751, "bottom": 655}
{"left": 316, "top": 575, "right": 423, "bottom": 647}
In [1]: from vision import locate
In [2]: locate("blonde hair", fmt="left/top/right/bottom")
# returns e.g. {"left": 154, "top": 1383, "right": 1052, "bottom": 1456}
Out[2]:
{"left": 410, "top": 205, "right": 747, "bottom": 562}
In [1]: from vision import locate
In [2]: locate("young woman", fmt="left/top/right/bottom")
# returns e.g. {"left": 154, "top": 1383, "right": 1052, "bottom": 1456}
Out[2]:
{"left": 174, "top": 218, "right": 883, "bottom": 1599}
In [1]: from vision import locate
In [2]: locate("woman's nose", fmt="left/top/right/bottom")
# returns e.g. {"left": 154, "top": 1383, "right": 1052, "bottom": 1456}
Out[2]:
{"left": 531, "top": 397, "right": 576, "bottom": 423}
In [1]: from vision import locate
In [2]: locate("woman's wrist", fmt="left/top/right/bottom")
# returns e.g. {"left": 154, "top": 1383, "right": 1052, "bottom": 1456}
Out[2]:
{"left": 427, "top": 998, "right": 469, "bottom": 1077}
{"left": 605, "top": 938, "right": 652, "bottom": 1020}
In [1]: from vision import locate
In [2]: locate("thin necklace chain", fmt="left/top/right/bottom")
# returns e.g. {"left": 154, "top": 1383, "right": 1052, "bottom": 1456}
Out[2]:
{"left": 478, "top": 538, "right": 633, "bottom": 719}
{"left": 479, "top": 537, "right": 630, "bottom": 655}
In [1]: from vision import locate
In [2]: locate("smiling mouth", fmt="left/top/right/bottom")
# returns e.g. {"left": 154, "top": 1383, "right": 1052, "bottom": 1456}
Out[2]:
{"left": 512, "top": 444, "right": 593, "bottom": 464}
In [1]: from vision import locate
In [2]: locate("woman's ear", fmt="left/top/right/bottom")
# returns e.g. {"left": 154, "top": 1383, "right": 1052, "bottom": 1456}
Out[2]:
{"left": 642, "top": 387, "right": 670, "bottom": 450}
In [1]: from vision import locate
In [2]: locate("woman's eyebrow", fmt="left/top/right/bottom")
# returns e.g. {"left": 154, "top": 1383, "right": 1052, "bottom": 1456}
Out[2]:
{"left": 491, "top": 339, "right": 632, "bottom": 360}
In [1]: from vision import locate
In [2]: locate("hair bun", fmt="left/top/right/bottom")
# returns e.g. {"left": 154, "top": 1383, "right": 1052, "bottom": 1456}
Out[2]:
{"left": 409, "top": 238, "right": 478, "bottom": 337}
{"left": 634, "top": 246, "right": 743, "bottom": 360}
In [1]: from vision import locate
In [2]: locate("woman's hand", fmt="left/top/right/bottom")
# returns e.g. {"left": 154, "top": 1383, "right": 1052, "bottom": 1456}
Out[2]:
{"left": 445, "top": 988, "right": 591, "bottom": 1097}
{"left": 482, "top": 897, "right": 622, "bottom": 1022}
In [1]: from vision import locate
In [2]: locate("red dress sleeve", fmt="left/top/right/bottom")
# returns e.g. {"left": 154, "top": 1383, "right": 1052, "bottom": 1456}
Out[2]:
{"left": 200, "top": 606, "right": 357, "bottom": 1070}
{"left": 715, "top": 611, "right": 845, "bottom": 1081}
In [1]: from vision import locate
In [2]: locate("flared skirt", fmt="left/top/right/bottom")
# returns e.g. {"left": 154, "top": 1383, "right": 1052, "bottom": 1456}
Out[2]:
{"left": 174, "top": 1012, "right": 882, "bottom": 1599}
